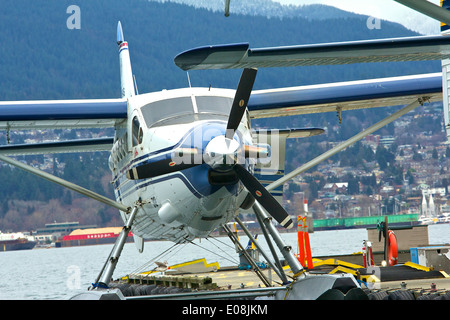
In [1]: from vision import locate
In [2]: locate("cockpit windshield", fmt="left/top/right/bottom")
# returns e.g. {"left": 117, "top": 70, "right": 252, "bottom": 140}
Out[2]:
{"left": 141, "top": 97, "right": 194, "bottom": 128}
{"left": 196, "top": 96, "right": 232, "bottom": 115}
{"left": 141, "top": 96, "right": 233, "bottom": 128}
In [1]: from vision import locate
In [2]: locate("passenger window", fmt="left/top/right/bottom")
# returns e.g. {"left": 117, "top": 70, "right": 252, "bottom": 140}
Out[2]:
{"left": 132, "top": 116, "right": 142, "bottom": 146}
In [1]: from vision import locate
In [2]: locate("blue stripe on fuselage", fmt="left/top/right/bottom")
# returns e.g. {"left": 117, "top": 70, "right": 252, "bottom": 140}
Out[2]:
{"left": 117, "top": 164, "right": 239, "bottom": 201}
{"left": 114, "top": 121, "right": 242, "bottom": 200}
{"left": 112, "top": 121, "right": 230, "bottom": 182}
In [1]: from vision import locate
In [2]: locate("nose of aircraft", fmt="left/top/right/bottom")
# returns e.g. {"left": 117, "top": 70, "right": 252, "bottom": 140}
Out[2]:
{"left": 204, "top": 135, "right": 241, "bottom": 171}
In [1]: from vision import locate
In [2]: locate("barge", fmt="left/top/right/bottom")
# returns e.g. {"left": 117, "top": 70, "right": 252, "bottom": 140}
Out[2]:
{"left": 0, "top": 231, "right": 36, "bottom": 252}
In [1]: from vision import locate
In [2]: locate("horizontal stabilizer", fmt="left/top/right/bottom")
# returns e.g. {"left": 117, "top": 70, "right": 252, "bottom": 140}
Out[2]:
{"left": 174, "top": 35, "right": 450, "bottom": 70}
{"left": 0, "top": 138, "right": 113, "bottom": 156}
{"left": 253, "top": 128, "right": 324, "bottom": 138}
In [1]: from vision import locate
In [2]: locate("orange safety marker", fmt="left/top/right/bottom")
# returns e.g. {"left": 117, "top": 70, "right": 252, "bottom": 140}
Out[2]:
{"left": 297, "top": 214, "right": 313, "bottom": 269}
{"left": 297, "top": 216, "right": 305, "bottom": 266}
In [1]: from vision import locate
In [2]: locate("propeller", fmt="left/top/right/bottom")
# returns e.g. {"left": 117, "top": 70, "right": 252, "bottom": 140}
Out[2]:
{"left": 233, "top": 164, "right": 293, "bottom": 228}
{"left": 126, "top": 67, "right": 293, "bottom": 228}
{"left": 226, "top": 68, "right": 257, "bottom": 139}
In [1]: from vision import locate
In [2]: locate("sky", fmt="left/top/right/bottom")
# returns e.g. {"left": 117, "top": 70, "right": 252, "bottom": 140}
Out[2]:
{"left": 273, "top": 0, "right": 441, "bottom": 35}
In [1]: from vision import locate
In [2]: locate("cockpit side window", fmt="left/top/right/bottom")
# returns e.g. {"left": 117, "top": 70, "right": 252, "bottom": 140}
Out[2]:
{"left": 132, "top": 116, "right": 143, "bottom": 146}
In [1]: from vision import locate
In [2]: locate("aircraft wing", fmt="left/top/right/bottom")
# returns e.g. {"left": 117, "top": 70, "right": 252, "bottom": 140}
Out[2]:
{"left": 0, "top": 99, "right": 126, "bottom": 154}
{"left": 247, "top": 72, "right": 442, "bottom": 119}
{"left": 0, "top": 99, "right": 127, "bottom": 130}
{"left": 175, "top": 35, "right": 447, "bottom": 119}
{"left": 174, "top": 35, "right": 450, "bottom": 70}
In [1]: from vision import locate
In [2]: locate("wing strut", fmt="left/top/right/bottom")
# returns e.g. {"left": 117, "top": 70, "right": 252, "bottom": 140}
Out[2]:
{"left": 265, "top": 97, "right": 425, "bottom": 192}
{"left": 0, "top": 154, "right": 129, "bottom": 213}
{"left": 251, "top": 91, "right": 422, "bottom": 278}
{"left": 393, "top": 0, "right": 450, "bottom": 25}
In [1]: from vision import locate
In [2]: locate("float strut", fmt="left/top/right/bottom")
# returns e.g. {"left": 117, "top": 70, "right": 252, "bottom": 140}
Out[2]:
{"left": 252, "top": 202, "right": 304, "bottom": 277}
{"left": 93, "top": 204, "right": 140, "bottom": 289}
{"left": 235, "top": 216, "right": 289, "bottom": 284}
{"left": 222, "top": 223, "right": 272, "bottom": 287}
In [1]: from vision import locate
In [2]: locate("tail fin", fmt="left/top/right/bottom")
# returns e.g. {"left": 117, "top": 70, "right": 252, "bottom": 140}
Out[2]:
{"left": 117, "top": 21, "right": 135, "bottom": 99}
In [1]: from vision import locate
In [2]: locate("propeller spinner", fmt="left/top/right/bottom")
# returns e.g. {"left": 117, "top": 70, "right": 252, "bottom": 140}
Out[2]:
{"left": 127, "top": 68, "right": 293, "bottom": 228}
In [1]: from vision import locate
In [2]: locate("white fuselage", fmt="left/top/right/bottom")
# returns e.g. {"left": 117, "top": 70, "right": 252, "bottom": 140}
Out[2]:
{"left": 109, "top": 87, "right": 253, "bottom": 242}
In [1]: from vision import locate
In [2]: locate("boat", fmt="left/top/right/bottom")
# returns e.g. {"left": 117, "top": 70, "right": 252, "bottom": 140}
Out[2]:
{"left": 0, "top": 231, "right": 37, "bottom": 252}
{"left": 418, "top": 216, "right": 436, "bottom": 225}
{"left": 61, "top": 227, "right": 133, "bottom": 247}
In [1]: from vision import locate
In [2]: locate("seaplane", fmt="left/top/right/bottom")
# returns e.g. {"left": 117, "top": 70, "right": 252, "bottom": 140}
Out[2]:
{"left": 2, "top": 0, "right": 450, "bottom": 299}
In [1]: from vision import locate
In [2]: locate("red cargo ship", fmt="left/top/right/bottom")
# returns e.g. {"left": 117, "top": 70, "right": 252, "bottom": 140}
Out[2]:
{"left": 61, "top": 227, "right": 133, "bottom": 247}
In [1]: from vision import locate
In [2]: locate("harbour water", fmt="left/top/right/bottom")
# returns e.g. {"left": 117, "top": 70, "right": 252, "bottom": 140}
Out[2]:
{"left": 0, "top": 224, "right": 449, "bottom": 300}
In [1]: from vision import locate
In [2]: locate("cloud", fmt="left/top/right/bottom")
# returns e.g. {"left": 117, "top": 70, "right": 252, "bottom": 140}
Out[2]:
{"left": 273, "top": 0, "right": 441, "bottom": 35}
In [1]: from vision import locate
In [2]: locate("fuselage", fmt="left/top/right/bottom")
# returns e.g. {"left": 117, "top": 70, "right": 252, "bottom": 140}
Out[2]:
{"left": 108, "top": 87, "right": 253, "bottom": 242}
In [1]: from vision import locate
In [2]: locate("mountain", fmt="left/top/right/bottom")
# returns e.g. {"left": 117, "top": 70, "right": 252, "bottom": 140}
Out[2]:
{"left": 150, "top": 0, "right": 361, "bottom": 20}
{"left": 0, "top": 0, "right": 438, "bottom": 100}
{"left": 0, "top": 0, "right": 442, "bottom": 231}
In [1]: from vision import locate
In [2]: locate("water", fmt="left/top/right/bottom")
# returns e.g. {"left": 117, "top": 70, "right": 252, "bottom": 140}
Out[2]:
{"left": 1, "top": 224, "right": 449, "bottom": 300}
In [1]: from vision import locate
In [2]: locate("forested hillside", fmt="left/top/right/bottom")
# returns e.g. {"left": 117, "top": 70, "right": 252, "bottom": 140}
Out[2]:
{"left": 0, "top": 0, "right": 441, "bottom": 231}
{"left": 0, "top": 0, "right": 438, "bottom": 99}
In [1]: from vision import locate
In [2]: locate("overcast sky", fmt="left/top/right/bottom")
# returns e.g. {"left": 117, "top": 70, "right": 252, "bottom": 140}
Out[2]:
{"left": 273, "top": 0, "right": 441, "bottom": 35}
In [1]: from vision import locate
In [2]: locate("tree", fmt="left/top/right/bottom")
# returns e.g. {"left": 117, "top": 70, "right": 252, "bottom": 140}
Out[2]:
{"left": 412, "top": 149, "right": 423, "bottom": 161}
{"left": 432, "top": 147, "right": 438, "bottom": 160}
{"left": 308, "top": 181, "right": 319, "bottom": 202}
{"left": 406, "top": 170, "right": 415, "bottom": 185}
{"left": 63, "top": 191, "right": 72, "bottom": 205}
{"left": 347, "top": 175, "right": 360, "bottom": 195}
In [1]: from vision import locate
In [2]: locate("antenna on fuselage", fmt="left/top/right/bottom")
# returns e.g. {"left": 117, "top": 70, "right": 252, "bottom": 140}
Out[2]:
{"left": 133, "top": 74, "right": 139, "bottom": 95}
{"left": 186, "top": 72, "right": 192, "bottom": 88}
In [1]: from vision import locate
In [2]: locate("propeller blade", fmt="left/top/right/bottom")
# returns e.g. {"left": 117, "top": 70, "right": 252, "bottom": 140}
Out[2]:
{"left": 234, "top": 164, "right": 293, "bottom": 228}
{"left": 226, "top": 68, "right": 257, "bottom": 139}
{"left": 127, "top": 148, "right": 201, "bottom": 180}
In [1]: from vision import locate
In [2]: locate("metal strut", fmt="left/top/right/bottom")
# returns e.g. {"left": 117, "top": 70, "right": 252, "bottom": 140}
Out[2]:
{"left": 265, "top": 98, "right": 423, "bottom": 193}
{"left": 0, "top": 154, "right": 129, "bottom": 213}
{"left": 93, "top": 203, "right": 140, "bottom": 289}
{"left": 252, "top": 202, "right": 304, "bottom": 277}
{"left": 222, "top": 223, "right": 271, "bottom": 287}
{"left": 234, "top": 216, "right": 289, "bottom": 284}
{"left": 248, "top": 98, "right": 424, "bottom": 281}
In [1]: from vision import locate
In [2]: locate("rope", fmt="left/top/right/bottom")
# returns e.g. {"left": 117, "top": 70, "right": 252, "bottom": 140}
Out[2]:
{"left": 129, "top": 241, "right": 182, "bottom": 275}
{"left": 128, "top": 234, "right": 242, "bottom": 276}
{"left": 187, "top": 238, "right": 239, "bottom": 266}
{"left": 206, "top": 237, "right": 240, "bottom": 265}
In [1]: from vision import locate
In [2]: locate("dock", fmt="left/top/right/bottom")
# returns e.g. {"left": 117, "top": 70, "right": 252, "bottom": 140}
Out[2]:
{"left": 106, "top": 247, "right": 450, "bottom": 300}
{"left": 87, "top": 223, "right": 450, "bottom": 300}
